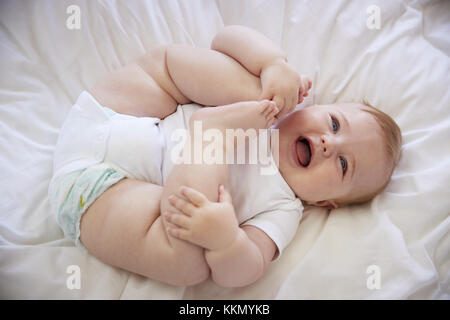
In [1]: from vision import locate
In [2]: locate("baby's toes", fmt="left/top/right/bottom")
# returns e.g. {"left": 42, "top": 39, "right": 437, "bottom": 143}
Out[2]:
{"left": 260, "top": 100, "right": 278, "bottom": 118}
{"left": 257, "top": 100, "right": 271, "bottom": 115}
{"left": 265, "top": 103, "right": 279, "bottom": 123}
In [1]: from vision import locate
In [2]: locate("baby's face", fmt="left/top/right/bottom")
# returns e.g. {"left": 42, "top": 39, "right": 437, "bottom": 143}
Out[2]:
{"left": 273, "top": 103, "right": 389, "bottom": 207}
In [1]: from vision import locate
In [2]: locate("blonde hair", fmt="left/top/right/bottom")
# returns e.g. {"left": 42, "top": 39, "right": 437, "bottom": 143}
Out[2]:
{"left": 339, "top": 99, "right": 402, "bottom": 206}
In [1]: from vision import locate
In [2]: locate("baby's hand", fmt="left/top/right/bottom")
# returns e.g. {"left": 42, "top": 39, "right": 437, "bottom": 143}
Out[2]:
{"left": 164, "top": 185, "right": 239, "bottom": 251}
{"left": 260, "top": 59, "right": 312, "bottom": 119}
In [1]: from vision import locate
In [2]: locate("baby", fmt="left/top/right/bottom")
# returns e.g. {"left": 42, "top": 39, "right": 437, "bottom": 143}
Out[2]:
{"left": 48, "top": 26, "right": 402, "bottom": 288}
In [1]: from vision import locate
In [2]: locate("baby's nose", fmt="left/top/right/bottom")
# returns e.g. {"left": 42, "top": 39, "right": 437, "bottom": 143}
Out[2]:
{"left": 320, "top": 135, "right": 335, "bottom": 158}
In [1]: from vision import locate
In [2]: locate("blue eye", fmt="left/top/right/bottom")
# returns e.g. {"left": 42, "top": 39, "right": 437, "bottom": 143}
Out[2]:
{"left": 332, "top": 117, "right": 340, "bottom": 133}
{"left": 339, "top": 156, "right": 347, "bottom": 175}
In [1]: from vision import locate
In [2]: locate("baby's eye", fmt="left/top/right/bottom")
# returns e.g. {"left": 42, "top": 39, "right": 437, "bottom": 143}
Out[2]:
{"left": 339, "top": 156, "right": 348, "bottom": 175}
{"left": 331, "top": 117, "right": 340, "bottom": 133}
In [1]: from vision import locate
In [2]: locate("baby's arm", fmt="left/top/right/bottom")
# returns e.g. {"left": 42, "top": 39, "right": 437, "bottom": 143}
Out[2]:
{"left": 211, "top": 25, "right": 287, "bottom": 77}
{"left": 212, "top": 25, "right": 311, "bottom": 119}
{"left": 206, "top": 225, "right": 276, "bottom": 287}
{"left": 166, "top": 186, "right": 277, "bottom": 287}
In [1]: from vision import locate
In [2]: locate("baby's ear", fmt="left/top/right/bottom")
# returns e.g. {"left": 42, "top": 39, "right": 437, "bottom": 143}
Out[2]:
{"left": 314, "top": 200, "right": 339, "bottom": 210}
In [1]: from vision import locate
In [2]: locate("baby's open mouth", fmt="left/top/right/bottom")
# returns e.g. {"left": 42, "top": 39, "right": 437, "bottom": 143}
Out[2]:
{"left": 295, "top": 137, "right": 311, "bottom": 167}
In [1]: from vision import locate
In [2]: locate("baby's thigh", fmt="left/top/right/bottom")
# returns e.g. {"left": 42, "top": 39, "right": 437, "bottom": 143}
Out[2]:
{"left": 79, "top": 178, "right": 209, "bottom": 284}
{"left": 89, "top": 61, "right": 179, "bottom": 118}
{"left": 80, "top": 179, "right": 163, "bottom": 263}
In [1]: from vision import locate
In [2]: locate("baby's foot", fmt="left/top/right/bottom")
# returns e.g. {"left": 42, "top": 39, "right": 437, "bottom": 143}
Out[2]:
{"left": 189, "top": 100, "right": 279, "bottom": 155}
{"left": 191, "top": 100, "right": 279, "bottom": 133}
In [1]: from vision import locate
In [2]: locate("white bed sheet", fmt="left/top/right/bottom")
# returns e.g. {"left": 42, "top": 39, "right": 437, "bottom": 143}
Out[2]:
{"left": 0, "top": 0, "right": 448, "bottom": 299}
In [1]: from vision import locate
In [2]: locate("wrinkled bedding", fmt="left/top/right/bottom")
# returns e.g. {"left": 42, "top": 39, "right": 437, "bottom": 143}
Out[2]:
{"left": 0, "top": 0, "right": 449, "bottom": 299}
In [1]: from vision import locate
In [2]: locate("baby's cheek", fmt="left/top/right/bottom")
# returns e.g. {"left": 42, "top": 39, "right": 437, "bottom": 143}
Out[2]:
{"left": 313, "top": 170, "right": 339, "bottom": 194}
{"left": 297, "top": 167, "right": 338, "bottom": 200}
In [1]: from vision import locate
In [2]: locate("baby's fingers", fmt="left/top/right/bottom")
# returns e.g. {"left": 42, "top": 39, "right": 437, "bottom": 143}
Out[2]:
{"left": 262, "top": 102, "right": 279, "bottom": 121}
{"left": 273, "top": 96, "right": 284, "bottom": 113}
{"left": 297, "top": 86, "right": 307, "bottom": 104}
{"left": 164, "top": 212, "right": 191, "bottom": 229}
{"left": 179, "top": 186, "right": 208, "bottom": 207}
{"left": 306, "top": 78, "right": 312, "bottom": 91}
{"left": 168, "top": 195, "right": 195, "bottom": 216}
{"left": 300, "top": 77, "right": 312, "bottom": 97}
{"left": 166, "top": 222, "right": 191, "bottom": 242}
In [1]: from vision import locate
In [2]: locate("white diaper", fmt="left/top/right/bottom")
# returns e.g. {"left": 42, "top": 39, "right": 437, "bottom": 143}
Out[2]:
{"left": 52, "top": 91, "right": 164, "bottom": 183}
{"left": 49, "top": 91, "right": 165, "bottom": 245}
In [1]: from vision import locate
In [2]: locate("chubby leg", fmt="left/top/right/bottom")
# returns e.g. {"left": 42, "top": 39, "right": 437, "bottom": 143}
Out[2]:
{"left": 79, "top": 178, "right": 209, "bottom": 286}
{"left": 89, "top": 45, "right": 262, "bottom": 119}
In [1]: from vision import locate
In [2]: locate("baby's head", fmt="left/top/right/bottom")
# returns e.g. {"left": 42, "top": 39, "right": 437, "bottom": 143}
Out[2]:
{"left": 274, "top": 101, "right": 402, "bottom": 209}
